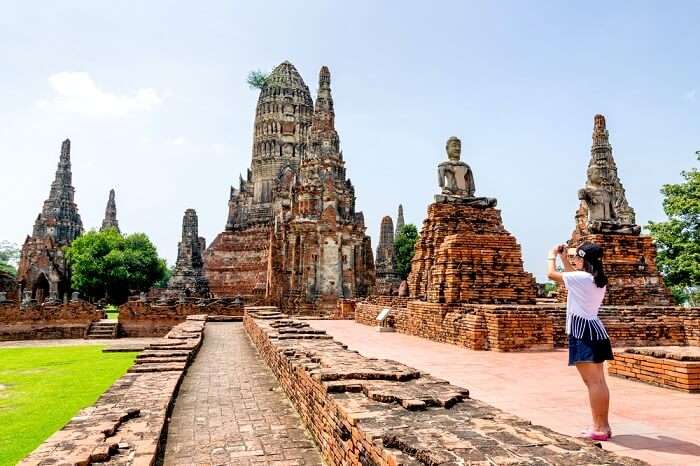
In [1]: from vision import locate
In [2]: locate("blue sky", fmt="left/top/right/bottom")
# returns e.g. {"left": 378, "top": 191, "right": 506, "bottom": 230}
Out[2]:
{"left": 1, "top": 1, "right": 698, "bottom": 281}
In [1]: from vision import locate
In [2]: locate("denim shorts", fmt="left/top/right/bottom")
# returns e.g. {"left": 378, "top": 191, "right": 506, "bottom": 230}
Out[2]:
{"left": 568, "top": 335, "right": 614, "bottom": 366}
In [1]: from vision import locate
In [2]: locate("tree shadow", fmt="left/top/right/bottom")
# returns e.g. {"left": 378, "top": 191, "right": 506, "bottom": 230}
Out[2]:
{"left": 612, "top": 434, "right": 700, "bottom": 455}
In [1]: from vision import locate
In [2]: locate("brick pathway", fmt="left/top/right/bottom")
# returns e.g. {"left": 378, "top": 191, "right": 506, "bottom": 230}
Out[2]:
{"left": 310, "top": 320, "right": 700, "bottom": 466}
{"left": 162, "top": 322, "right": 323, "bottom": 466}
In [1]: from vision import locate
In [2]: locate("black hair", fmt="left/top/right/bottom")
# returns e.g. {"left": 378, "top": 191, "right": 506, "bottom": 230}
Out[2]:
{"left": 576, "top": 242, "right": 608, "bottom": 288}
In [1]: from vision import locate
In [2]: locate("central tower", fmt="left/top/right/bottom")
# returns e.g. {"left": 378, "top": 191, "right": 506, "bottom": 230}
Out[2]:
{"left": 226, "top": 62, "right": 314, "bottom": 228}
{"left": 205, "top": 61, "right": 375, "bottom": 311}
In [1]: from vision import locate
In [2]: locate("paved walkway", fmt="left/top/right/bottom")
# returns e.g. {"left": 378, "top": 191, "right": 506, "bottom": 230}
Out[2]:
{"left": 162, "top": 322, "right": 323, "bottom": 466}
{"left": 310, "top": 320, "right": 700, "bottom": 466}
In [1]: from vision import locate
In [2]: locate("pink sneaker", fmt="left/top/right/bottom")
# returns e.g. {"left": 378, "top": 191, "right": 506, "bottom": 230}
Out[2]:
{"left": 581, "top": 431, "right": 611, "bottom": 441}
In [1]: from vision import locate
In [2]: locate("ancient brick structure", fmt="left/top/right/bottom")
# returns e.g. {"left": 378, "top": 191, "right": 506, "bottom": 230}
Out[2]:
{"left": 408, "top": 137, "right": 536, "bottom": 304}
{"left": 17, "top": 139, "right": 83, "bottom": 303}
{"left": 245, "top": 310, "right": 646, "bottom": 465}
{"left": 118, "top": 297, "right": 243, "bottom": 337}
{"left": 609, "top": 347, "right": 700, "bottom": 393}
{"left": 355, "top": 300, "right": 700, "bottom": 352}
{"left": 21, "top": 317, "right": 205, "bottom": 465}
{"left": 560, "top": 115, "right": 673, "bottom": 305}
{"left": 100, "top": 188, "right": 120, "bottom": 232}
{"left": 166, "top": 209, "right": 209, "bottom": 298}
{"left": 395, "top": 203, "right": 404, "bottom": 239}
{"left": 0, "top": 299, "right": 100, "bottom": 341}
{"left": 205, "top": 62, "right": 374, "bottom": 312}
{"left": 375, "top": 215, "right": 400, "bottom": 295}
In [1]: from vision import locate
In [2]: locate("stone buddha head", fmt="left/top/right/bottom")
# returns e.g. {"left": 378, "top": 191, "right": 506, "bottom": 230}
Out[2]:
{"left": 446, "top": 137, "right": 461, "bottom": 162}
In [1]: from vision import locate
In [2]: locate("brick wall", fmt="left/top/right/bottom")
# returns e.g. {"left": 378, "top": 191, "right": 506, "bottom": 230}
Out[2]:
{"left": 244, "top": 311, "right": 646, "bottom": 466}
{"left": 357, "top": 300, "right": 700, "bottom": 352}
{"left": 118, "top": 298, "right": 243, "bottom": 337}
{"left": 21, "top": 317, "right": 205, "bottom": 465}
{"left": 609, "top": 348, "right": 700, "bottom": 393}
{"left": 0, "top": 300, "right": 100, "bottom": 341}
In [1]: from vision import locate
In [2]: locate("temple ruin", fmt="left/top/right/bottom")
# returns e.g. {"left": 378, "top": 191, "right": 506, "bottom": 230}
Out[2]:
{"left": 561, "top": 114, "right": 673, "bottom": 305}
{"left": 100, "top": 188, "right": 120, "bottom": 233}
{"left": 408, "top": 136, "right": 537, "bottom": 304}
{"left": 17, "top": 139, "right": 83, "bottom": 304}
{"left": 166, "top": 209, "right": 210, "bottom": 298}
{"left": 375, "top": 215, "right": 401, "bottom": 294}
{"left": 204, "top": 62, "right": 375, "bottom": 312}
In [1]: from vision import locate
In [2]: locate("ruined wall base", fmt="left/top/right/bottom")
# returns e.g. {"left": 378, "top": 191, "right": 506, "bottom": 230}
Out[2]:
{"left": 118, "top": 298, "right": 243, "bottom": 337}
{"left": 609, "top": 348, "right": 700, "bottom": 393}
{"left": 244, "top": 310, "right": 645, "bottom": 466}
{"left": 561, "top": 233, "right": 674, "bottom": 306}
{"left": 0, "top": 300, "right": 100, "bottom": 341}
{"left": 20, "top": 317, "right": 206, "bottom": 466}
{"left": 356, "top": 300, "right": 700, "bottom": 352}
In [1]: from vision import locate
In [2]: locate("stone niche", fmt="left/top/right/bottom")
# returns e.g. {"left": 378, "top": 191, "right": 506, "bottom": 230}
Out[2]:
{"left": 409, "top": 200, "right": 537, "bottom": 304}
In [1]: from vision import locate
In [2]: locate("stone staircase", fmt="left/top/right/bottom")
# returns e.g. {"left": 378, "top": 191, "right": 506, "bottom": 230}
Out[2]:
{"left": 86, "top": 319, "right": 119, "bottom": 339}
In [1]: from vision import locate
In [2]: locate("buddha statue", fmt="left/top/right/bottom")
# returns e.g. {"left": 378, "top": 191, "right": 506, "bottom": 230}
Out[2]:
{"left": 578, "top": 165, "right": 640, "bottom": 235}
{"left": 436, "top": 136, "right": 496, "bottom": 207}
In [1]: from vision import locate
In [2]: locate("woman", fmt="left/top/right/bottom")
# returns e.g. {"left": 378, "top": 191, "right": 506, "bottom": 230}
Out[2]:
{"left": 547, "top": 242, "right": 614, "bottom": 441}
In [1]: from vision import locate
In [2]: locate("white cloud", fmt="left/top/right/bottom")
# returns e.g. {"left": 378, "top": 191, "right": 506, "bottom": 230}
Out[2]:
{"left": 37, "top": 72, "right": 163, "bottom": 117}
{"left": 684, "top": 89, "right": 697, "bottom": 102}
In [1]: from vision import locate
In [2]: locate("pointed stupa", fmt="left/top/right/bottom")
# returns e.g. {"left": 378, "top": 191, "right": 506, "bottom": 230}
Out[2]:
{"left": 248, "top": 61, "right": 314, "bottom": 206}
{"left": 587, "top": 114, "right": 636, "bottom": 224}
{"left": 395, "top": 204, "right": 405, "bottom": 239}
{"left": 100, "top": 189, "right": 120, "bottom": 233}
{"left": 168, "top": 209, "right": 209, "bottom": 297}
{"left": 32, "top": 138, "right": 83, "bottom": 245}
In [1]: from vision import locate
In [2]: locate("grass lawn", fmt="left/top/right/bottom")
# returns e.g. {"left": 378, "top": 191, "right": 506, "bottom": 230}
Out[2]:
{"left": 105, "top": 304, "right": 119, "bottom": 321}
{"left": 0, "top": 346, "right": 136, "bottom": 465}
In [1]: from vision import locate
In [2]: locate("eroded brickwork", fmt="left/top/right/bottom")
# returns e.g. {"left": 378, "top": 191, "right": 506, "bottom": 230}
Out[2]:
{"left": 17, "top": 139, "right": 83, "bottom": 304}
{"left": 20, "top": 317, "right": 206, "bottom": 466}
{"left": 609, "top": 347, "right": 700, "bottom": 393}
{"left": 118, "top": 298, "right": 243, "bottom": 337}
{"left": 205, "top": 62, "right": 374, "bottom": 313}
{"left": 0, "top": 300, "right": 100, "bottom": 341}
{"left": 408, "top": 201, "right": 536, "bottom": 304}
{"left": 244, "top": 310, "right": 647, "bottom": 466}
{"left": 356, "top": 301, "right": 700, "bottom": 352}
{"left": 559, "top": 115, "right": 672, "bottom": 305}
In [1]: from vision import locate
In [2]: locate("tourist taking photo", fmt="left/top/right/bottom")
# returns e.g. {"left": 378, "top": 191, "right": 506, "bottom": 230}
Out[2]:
{"left": 547, "top": 242, "right": 614, "bottom": 441}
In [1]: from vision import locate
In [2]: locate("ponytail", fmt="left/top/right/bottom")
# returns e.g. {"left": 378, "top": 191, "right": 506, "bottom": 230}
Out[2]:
{"left": 583, "top": 258, "right": 608, "bottom": 288}
{"left": 576, "top": 242, "right": 608, "bottom": 288}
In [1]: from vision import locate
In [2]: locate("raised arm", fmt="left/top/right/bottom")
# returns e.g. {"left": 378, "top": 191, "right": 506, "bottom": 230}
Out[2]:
{"left": 547, "top": 244, "right": 571, "bottom": 284}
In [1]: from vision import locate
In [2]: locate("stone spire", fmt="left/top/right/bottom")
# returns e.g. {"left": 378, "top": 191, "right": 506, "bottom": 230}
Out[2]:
{"left": 395, "top": 204, "right": 405, "bottom": 240}
{"left": 167, "top": 209, "right": 209, "bottom": 297}
{"left": 100, "top": 189, "right": 120, "bottom": 233}
{"left": 376, "top": 216, "right": 396, "bottom": 273}
{"left": 32, "top": 138, "right": 83, "bottom": 245}
{"left": 309, "top": 66, "right": 340, "bottom": 159}
{"left": 587, "top": 114, "right": 636, "bottom": 224}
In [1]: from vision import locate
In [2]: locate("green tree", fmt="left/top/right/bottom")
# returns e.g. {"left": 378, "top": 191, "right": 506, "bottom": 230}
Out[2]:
{"left": 153, "top": 263, "right": 174, "bottom": 288}
{"left": 394, "top": 224, "right": 419, "bottom": 280}
{"left": 247, "top": 70, "right": 269, "bottom": 90}
{"left": 66, "top": 229, "right": 167, "bottom": 304}
{"left": 0, "top": 241, "right": 20, "bottom": 276}
{"left": 647, "top": 152, "right": 700, "bottom": 305}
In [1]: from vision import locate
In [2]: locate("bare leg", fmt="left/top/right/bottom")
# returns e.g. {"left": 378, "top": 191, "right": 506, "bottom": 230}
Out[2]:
{"left": 576, "top": 362, "right": 611, "bottom": 434}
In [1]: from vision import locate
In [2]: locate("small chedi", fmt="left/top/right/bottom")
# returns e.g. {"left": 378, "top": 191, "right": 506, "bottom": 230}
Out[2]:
{"left": 395, "top": 204, "right": 405, "bottom": 239}
{"left": 100, "top": 188, "right": 120, "bottom": 233}
{"left": 165, "top": 209, "right": 210, "bottom": 299}
{"left": 17, "top": 139, "right": 83, "bottom": 304}
{"left": 563, "top": 114, "right": 673, "bottom": 305}
{"left": 408, "top": 136, "right": 536, "bottom": 304}
{"left": 204, "top": 62, "right": 374, "bottom": 312}
{"left": 375, "top": 215, "right": 401, "bottom": 294}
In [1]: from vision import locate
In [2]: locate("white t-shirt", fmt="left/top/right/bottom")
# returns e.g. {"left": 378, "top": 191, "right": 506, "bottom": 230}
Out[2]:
{"left": 562, "top": 271, "right": 608, "bottom": 339}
